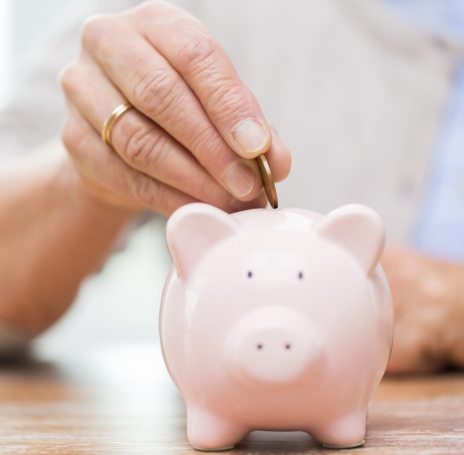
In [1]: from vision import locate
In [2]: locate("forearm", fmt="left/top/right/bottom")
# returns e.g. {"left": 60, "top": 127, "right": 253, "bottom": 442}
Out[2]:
{"left": 447, "top": 263, "right": 464, "bottom": 368}
{"left": 0, "top": 147, "right": 136, "bottom": 336}
{"left": 384, "top": 247, "right": 464, "bottom": 374}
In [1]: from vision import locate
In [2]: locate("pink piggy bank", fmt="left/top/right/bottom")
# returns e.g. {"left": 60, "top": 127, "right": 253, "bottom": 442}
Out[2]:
{"left": 160, "top": 203, "right": 393, "bottom": 451}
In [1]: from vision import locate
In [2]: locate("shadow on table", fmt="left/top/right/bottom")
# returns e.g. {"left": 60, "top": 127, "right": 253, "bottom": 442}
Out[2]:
{"left": 0, "top": 347, "right": 60, "bottom": 375}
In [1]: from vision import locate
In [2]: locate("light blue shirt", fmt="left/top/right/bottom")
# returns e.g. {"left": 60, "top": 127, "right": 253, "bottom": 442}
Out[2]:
{"left": 386, "top": 0, "right": 464, "bottom": 262}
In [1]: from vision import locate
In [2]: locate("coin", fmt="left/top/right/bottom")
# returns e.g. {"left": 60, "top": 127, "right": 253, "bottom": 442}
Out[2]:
{"left": 256, "top": 154, "right": 278, "bottom": 209}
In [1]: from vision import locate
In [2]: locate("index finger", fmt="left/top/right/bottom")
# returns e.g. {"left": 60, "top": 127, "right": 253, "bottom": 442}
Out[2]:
{"left": 130, "top": 2, "right": 274, "bottom": 159}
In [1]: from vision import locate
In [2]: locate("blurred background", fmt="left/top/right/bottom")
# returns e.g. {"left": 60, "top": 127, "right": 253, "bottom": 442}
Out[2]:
{"left": 0, "top": 0, "right": 68, "bottom": 107}
{"left": 1, "top": 0, "right": 458, "bottom": 108}
{"left": 0, "top": 0, "right": 12, "bottom": 108}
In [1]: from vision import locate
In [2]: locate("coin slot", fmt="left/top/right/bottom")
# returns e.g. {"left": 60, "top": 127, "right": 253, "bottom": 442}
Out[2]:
{"left": 298, "top": 271, "right": 304, "bottom": 280}
{"left": 247, "top": 270, "right": 254, "bottom": 279}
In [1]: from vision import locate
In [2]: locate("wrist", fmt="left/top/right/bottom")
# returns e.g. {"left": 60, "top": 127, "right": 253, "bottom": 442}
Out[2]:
{"left": 55, "top": 155, "right": 139, "bottom": 226}
{"left": 0, "top": 149, "right": 140, "bottom": 336}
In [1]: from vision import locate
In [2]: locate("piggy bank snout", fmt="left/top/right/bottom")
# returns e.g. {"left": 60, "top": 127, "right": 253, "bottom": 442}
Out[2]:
{"left": 227, "top": 308, "right": 322, "bottom": 385}
{"left": 250, "top": 326, "right": 297, "bottom": 354}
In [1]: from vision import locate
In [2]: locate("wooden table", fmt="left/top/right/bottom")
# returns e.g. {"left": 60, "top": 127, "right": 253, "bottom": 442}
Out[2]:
{"left": 0, "top": 343, "right": 463, "bottom": 454}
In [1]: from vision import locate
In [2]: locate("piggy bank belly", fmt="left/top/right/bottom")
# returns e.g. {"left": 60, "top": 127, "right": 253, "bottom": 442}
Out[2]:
{"left": 160, "top": 269, "right": 391, "bottom": 451}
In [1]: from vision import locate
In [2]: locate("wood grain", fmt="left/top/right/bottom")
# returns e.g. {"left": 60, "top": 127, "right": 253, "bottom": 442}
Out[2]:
{"left": 0, "top": 344, "right": 463, "bottom": 454}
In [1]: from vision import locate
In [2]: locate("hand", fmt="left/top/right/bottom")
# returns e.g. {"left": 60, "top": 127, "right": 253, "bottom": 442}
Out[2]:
{"left": 59, "top": 0, "right": 291, "bottom": 217}
{"left": 382, "top": 247, "right": 464, "bottom": 374}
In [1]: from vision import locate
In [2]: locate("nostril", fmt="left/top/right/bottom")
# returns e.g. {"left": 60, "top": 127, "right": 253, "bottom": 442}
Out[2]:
{"left": 284, "top": 343, "right": 292, "bottom": 350}
{"left": 256, "top": 343, "right": 264, "bottom": 350}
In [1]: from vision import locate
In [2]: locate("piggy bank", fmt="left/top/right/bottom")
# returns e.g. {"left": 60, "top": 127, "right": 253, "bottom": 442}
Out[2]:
{"left": 160, "top": 203, "right": 393, "bottom": 451}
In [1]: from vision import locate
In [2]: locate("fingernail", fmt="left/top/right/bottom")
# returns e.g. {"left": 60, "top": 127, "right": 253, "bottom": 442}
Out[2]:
{"left": 232, "top": 119, "right": 270, "bottom": 155}
{"left": 223, "top": 162, "right": 257, "bottom": 198}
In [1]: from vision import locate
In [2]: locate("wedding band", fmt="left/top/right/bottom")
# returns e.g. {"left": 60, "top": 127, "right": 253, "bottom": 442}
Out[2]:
{"left": 101, "top": 102, "right": 133, "bottom": 148}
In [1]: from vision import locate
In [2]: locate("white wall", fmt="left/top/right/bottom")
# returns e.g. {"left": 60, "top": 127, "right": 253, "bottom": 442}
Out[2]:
{"left": 0, "top": 0, "right": 12, "bottom": 108}
{"left": 0, "top": 0, "right": 74, "bottom": 107}
{"left": 11, "top": 0, "right": 70, "bottom": 54}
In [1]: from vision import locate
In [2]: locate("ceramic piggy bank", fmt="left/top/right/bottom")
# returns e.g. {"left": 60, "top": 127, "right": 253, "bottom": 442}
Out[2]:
{"left": 160, "top": 203, "right": 393, "bottom": 451}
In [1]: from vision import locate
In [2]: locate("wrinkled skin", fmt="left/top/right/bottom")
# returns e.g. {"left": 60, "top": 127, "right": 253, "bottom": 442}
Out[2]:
{"left": 60, "top": 0, "right": 291, "bottom": 216}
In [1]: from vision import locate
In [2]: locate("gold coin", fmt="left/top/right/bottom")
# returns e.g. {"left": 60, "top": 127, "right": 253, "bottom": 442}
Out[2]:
{"left": 256, "top": 154, "right": 278, "bottom": 209}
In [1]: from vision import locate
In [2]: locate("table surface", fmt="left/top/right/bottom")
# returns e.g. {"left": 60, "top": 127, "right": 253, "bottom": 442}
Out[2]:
{"left": 0, "top": 343, "right": 463, "bottom": 455}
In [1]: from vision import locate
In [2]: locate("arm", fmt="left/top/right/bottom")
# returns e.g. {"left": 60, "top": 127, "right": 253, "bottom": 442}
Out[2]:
{"left": 0, "top": 146, "right": 134, "bottom": 337}
{"left": 0, "top": 0, "right": 293, "bottom": 343}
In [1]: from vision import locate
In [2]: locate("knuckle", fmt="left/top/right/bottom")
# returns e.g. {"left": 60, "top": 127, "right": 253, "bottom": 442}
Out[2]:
{"left": 124, "top": 126, "right": 168, "bottom": 169}
{"left": 61, "top": 120, "right": 84, "bottom": 157}
{"left": 133, "top": 69, "right": 181, "bottom": 119}
{"left": 134, "top": 0, "right": 172, "bottom": 16}
{"left": 132, "top": 175, "right": 163, "bottom": 209}
{"left": 194, "top": 174, "right": 214, "bottom": 201}
{"left": 132, "top": 1, "right": 197, "bottom": 27}
{"left": 207, "top": 82, "right": 249, "bottom": 118}
{"left": 190, "top": 127, "right": 223, "bottom": 157}
{"left": 176, "top": 33, "right": 217, "bottom": 74}
{"left": 80, "top": 14, "right": 116, "bottom": 50}
{"left": 81, "top": 15, "right": 107, "bottom": 41}
{"left": 59, "top": 62, "right": 81, "bottom": 97}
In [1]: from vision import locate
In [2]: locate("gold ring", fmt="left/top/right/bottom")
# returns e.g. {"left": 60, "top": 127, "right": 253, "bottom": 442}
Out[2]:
{"left": 101, "top": 102, "right": 133, "bottom": 148}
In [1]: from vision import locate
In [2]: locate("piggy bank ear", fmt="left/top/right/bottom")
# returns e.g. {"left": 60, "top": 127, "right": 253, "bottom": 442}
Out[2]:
{"left": 166, "top": 203, "right": 239, "bottom": 279}
{"left": 315, "top": 204, "right": 385, "bottom": 275}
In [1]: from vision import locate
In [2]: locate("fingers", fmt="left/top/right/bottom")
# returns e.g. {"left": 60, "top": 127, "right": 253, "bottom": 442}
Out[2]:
{"left": 62, "top": 102, "right": 265, "bottom": 216}
{"left": 79, "top": 16, "right": 263, "bottom": 201}
{"left": 267, "top": 128, "right": 292, "bottom": 182}
{"left": 79, "top": 8, "right": 290, "bottom": 197}
{"left": 132, "top": 3, "right": 272, "bottom": 158}
{"left": 382, "top": 247, "right": 452, "bottom": 374}
{"left": 62, "top": 106, "right": 196, "bottom": 217}
{"left": 388, "top": 323, "right": 446, "bottom": 374}
{"left": 60, "top": 59, "right": 264, "bottom": 212}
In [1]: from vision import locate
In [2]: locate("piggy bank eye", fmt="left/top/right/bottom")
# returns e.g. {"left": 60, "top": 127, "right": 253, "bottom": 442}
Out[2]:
{"left": 298, "top": 271, "right": 304, "bottom": 280}
{"left": 247, "top": 270, "right": 254, "bottom": 279}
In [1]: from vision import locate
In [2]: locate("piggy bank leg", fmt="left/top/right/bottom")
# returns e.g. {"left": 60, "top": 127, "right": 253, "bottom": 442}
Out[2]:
{"left": 187, "top": 406, "right": 247, "bottom": 451}
{"left": 310, "top": 410, "right": 367, "bottom": 449}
